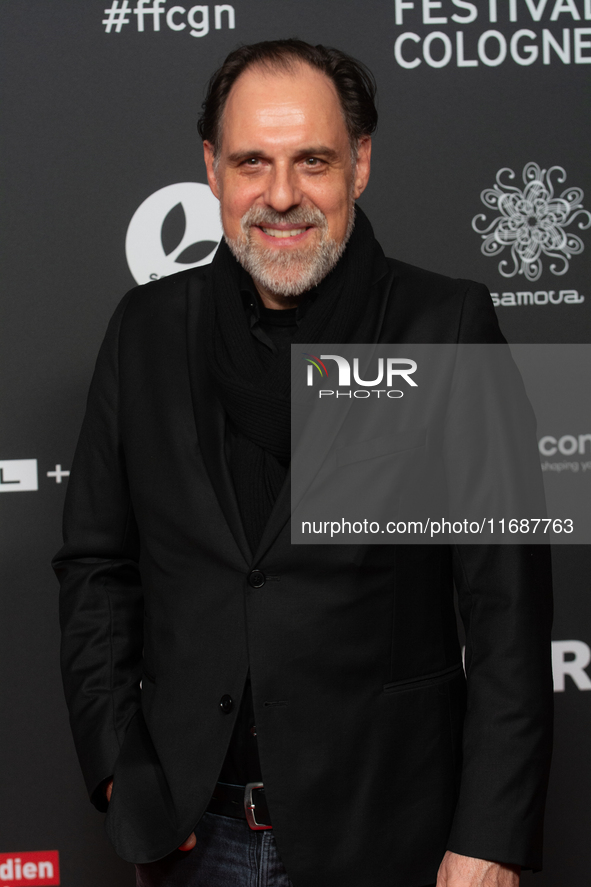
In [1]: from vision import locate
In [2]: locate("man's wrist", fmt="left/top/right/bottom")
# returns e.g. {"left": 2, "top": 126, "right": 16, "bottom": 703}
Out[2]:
{"left": 437, "top": 851, "right": 520, "bottom": 886}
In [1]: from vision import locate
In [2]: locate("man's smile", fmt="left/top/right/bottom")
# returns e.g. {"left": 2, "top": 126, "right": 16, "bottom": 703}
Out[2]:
{"left": 226, "top": 199, "right": 351, "bottom": 297}
{"left": 255, "top": 224, "right": 314, "bottom": 244}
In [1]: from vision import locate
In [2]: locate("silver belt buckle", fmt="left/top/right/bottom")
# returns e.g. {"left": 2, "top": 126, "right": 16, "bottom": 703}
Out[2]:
{"left": 244, "top": 782, "right": 272, "bottom": 830}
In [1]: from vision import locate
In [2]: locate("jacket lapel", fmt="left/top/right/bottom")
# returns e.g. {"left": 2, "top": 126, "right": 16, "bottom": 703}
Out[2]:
{"left": 185, "top": 274, "right": 252, "bottom": 566}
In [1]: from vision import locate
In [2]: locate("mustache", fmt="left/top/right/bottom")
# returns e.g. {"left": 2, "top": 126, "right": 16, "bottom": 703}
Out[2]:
{"left": 240, "top": 205, "right": 328, "bottom": 231}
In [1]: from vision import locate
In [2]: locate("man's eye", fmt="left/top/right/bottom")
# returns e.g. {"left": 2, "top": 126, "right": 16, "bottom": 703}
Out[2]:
{"left": 304, "top": 158, "right": 321, "bottom": 166}
{"left": 244, "top": 158, "right": 260, "bottom": 166}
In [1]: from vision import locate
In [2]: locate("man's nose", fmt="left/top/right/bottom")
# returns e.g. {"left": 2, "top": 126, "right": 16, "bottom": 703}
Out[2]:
{"left": 263, "top": 163, "right": 301, "bottom": 213}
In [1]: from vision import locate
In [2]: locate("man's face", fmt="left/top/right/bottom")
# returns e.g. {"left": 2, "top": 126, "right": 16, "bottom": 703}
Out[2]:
{"left": 203, "top": 63, "right": 371, "bottom": 304}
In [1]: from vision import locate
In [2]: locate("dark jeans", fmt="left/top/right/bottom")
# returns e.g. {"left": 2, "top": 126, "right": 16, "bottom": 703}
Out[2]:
{"left": 135, "top": 812, "right": 293, "bottom": 887}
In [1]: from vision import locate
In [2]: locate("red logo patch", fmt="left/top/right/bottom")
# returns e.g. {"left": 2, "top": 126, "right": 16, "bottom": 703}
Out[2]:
{"left": 0, "top": 852, "right": 60, "bottom": 885}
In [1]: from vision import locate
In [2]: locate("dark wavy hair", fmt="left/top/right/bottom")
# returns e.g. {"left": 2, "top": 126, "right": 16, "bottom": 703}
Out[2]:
{"left": 197, "top": 39, "right": 378, "bottom": 157}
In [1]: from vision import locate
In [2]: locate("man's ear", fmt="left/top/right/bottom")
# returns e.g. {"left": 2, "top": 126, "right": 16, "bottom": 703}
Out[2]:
{"left": 203, "top": 140, "right": 220, "bottom": 199}
{"left": 352, "top": 137, "right": 372, "bottom": 200}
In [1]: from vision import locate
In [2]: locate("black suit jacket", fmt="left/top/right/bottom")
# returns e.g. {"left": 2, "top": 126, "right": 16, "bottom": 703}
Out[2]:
{"left": 53, "top": 252, "right": 553, "bottom": 887}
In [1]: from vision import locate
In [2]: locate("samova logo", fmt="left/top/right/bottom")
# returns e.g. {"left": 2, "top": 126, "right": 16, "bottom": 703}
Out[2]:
{"left": 0, "top": 851, "right": 59, "bottom": 885}
{"left": 472, "top": 162, "right": 591, "bottom": 282}
{"left": 126, "top": 182, "right": 223, "bottom": 284}
{"left": 304, "top": 354, "right": 418, "bottom": 398}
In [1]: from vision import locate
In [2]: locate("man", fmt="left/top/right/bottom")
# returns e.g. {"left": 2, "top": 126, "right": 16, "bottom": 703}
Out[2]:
{"left": 54, "top": 40, "right": 553, "bottom": 887}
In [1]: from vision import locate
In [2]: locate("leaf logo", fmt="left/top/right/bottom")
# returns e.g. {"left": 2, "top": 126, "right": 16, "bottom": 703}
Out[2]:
{"left": 161, "top": 202, "right": 218, "bottom": 264}
{"left": 126, "top": 182, "right": 223, "bottom": 284}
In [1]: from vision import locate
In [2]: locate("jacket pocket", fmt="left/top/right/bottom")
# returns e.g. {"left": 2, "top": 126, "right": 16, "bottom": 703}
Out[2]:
{"left": 383, "top": 662, "right": 463, "bottom": 694}
{"left": 336, "top": 428, "right": 426, "bottom": 468}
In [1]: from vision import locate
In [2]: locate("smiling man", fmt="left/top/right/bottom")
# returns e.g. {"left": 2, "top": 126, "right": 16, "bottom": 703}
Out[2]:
{"left": 54, "top": 40, "right": 553, "bottom": 887}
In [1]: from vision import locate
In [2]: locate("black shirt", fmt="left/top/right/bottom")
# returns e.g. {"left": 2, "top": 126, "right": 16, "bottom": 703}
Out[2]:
{"left": 216, "top": 272, "right": 316, "bottom": 787}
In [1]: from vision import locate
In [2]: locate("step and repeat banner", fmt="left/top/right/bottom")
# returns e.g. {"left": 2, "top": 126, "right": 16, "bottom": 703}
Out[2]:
{"left": 2, "top": 2, "right": 590, "bottom": 885}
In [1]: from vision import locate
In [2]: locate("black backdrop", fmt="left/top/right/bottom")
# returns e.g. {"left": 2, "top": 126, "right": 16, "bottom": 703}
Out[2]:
{"left": 2, "top": 2, "right": 590, "bottom": 884}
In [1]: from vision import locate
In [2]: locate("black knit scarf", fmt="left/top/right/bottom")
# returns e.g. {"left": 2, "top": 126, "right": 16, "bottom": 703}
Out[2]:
{"left": 203, "top": 206, "right": 384, "bottom": 552}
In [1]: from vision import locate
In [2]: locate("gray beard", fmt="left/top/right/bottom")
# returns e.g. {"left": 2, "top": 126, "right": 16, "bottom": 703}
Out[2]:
{"left": 224, "top": 202, "right": 356, "bottom": 298}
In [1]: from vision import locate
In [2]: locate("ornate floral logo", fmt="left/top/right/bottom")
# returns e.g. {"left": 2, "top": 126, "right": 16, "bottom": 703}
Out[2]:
{"left": 472, "top": 163, "right": 591, "bottom": 282}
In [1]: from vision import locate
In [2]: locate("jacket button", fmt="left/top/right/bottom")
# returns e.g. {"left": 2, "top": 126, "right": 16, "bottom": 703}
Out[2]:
{"left": 219, "top": 695, "right": 233, "bottom": 713}
{"left": 249, "top": 570, "right": 266, "bottom": 588}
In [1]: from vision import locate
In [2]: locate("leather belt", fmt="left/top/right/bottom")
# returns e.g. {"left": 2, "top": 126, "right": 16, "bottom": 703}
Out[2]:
{"left": 207, "top": 781, "right": 272, "bottom": 830}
